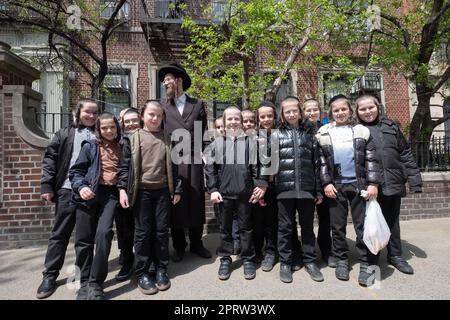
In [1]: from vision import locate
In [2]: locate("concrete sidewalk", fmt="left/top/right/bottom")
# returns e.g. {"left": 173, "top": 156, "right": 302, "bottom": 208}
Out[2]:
{"left": 0, "top": 218, "right": 449, "bottom": 300}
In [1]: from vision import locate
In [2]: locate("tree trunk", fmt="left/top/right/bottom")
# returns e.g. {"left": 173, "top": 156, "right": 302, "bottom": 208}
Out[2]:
{"left": 409, "top": 83, "right": 434, "bottom": 169}
{"left": 91, "top": 77, "right": 100, "bottom": 100}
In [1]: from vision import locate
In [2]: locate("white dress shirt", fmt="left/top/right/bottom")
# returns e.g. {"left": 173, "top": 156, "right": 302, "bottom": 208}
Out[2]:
{"left": 175, "top": 94, "right": 187, "bottom": 116}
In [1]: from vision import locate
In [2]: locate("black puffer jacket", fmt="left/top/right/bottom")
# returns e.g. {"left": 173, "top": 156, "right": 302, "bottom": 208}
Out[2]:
{"left": 204, "top": 134, "right": 267, "bottom": 198}
{"left": 41, "top": 125, "right": 77, "bottom": 197}
{"left": 264, "top": 122, "right": 322, "bottom": 197}
{"left": 316, "top": 123, "right": 380, "bottom": 190}
{"left": 363, "top": 118, "right": 422, "bottom": 196}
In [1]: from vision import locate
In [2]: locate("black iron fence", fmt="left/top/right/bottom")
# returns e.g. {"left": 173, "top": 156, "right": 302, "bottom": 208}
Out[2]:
{"left": 36, "top": 111, "right": 72, "bottom": 139}
{"left": 414, "top": 136, "right": 450, "bottom": 171}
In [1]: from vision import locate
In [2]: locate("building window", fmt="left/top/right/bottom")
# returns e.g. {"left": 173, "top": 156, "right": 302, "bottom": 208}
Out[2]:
{"left": 320, "top": 70, "right": 384, "bottom": 113}
{"left": 100, "top": 0, "right": 130, "bottom": 21}
{"left": 212, "top": 0, "right": 232, "bottom": 22}
{"left": 154, "top": 0, "right": 185, "bottom": 19}
{"left": 102, "top": 69, "right": 131, "bottom": 116}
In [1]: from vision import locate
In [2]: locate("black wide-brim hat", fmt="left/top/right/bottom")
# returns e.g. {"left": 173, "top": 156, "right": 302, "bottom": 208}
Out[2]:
{"left": 158, "top": 63, "right": 192, "bottom": 91}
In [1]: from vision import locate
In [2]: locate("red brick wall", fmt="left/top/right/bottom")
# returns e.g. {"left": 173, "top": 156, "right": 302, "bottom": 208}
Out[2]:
{"left": 382, "top": 72, "right": 411, "bottom": 129}
{"left": 0, "top": 94, "right": 54, "bottom": 250}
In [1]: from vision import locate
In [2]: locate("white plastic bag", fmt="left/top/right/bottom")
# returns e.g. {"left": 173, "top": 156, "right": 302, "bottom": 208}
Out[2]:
{"left": 363, "top": 199, "right": 391, "bottom": 255}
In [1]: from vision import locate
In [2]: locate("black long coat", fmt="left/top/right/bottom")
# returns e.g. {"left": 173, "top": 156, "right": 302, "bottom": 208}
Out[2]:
{"left": 162, "top": 95, "right": 207, "bottom": 228}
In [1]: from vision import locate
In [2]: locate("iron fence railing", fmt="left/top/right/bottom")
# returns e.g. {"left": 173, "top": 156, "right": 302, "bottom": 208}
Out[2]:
{"left": 414, "top": 136, "right": 450, "bottom": 172}
{"left": 36, "top": 111, "right": 72, "bottom": 139}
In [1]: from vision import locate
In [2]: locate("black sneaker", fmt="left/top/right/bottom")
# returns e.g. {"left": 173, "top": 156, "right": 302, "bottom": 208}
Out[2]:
{"left": 36, "top": 276, "right": 57, "bottom": 299}
{"left": 280, "top": 263, "right": 293, "bottom": 283}
{"left": 218, "top": 257, "right": 232, "bottom": 280}
{"left": 305, "top": 263, "right": 324, "bottom": 282}
{"left": 76, "top": 283, "right": 89, "bottom": 300}
{"left": 388, "top": 256, "right": 414, "bottom": 274}
{"left": 137, "top": 274, "right": 158, "bottom": 295}
{"left": 155, "top": 270, "right": 171, "bottom": 291}
{"left": 87, "top": 284, "right": 105, "bottom": 300}
{"left": 335, "top": 260, "right": 350, "bottom": 281}
{"left": 115, "top": 262, "right": 134, "bottom": 282}
{"left": 243, "top": 261, "right": 256, "bottom": 280}
{"left": 261, "top": 254, "right": 276, "bottom": 272}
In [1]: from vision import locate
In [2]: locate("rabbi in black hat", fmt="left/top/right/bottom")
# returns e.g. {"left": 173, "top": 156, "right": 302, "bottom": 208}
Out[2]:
{"left": 158, "top": 63, "right": 211, "bottom": 262}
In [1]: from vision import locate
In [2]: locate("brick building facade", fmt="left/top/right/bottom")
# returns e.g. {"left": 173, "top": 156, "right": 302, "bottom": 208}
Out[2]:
{"left": 0, "top": 1, "right": 449, "bottom": 249}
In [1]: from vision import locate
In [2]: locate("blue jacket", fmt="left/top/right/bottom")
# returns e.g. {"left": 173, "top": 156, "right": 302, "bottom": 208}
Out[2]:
{"left": 69, "top": 139, "right": 122, "bottom": 208}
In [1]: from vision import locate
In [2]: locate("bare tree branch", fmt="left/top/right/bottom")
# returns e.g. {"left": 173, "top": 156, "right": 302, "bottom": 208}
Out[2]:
{"left": 432, "top": 113, "right": 450, "bottom": 127}
{"left": 379, "top": 12, "right": 411, "bottom": 48}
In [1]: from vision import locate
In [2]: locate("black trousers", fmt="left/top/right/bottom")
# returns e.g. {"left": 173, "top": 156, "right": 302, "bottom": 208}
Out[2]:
{"left": 278, "top": 198, "right": 316, "bottom": 264}
{"left": 378, "top": 194, "right": 402, "bottom": 257}
{"left": 75, "top": 185, "right": 118, "bottom": 286}
{"left": 43, "top": 188, "right": 77, "bottom": 278}
{"left": 232, "top": 209, "right": 240, "bottom": 243}
{"left": 253, "top": 187, "right": 277, "bottom": 257}
{"left": 328, "top": 183, "right": 375, "bottom": 264}
{"left": 171, "top": 226, "right": 204, "bottom": 251}
{"left": 316, "top": 198, "right": 332, "bottom": 258}
{"left": 217, "top": 197, "right": 255, "bottom": 261}
{"left": 134, "top": 188, "right": 170, "bottom": 278}
{"left": 115, "top": 206, "right": 135, "bottom": 265}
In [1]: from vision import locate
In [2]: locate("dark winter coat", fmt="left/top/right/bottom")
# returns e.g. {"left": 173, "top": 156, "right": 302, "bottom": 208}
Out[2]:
{"left": 162, "top": 95, "right": 207, "bottom": 228}
{"left": 204, "top": 134, "right": 267, "bottom": 198}
{"left": 316, "top": 123, "right": 380, "bottom": 191}
{"left": 41, "top": 125, "right": 77, "bottom": 197}
{"left": 261, "top": 122, "right": 322, "bottom": 198}
{"left": 363, "top": 117, "right": 422, "bottom": 196}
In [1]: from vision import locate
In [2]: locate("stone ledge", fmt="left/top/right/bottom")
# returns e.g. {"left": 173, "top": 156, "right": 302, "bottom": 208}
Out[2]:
{"left": 421, "top": 172, "right": 450, "bottom": 182}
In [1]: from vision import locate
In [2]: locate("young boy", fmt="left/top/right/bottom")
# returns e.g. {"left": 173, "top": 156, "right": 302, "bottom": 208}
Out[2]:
{"left": 115, "top": 108, "right": 141, "bottom": 282}
{"left": 205, "top": 106, "right": 267, "bottom": 280}
{"left": 118, "top": 101, "right": 182, "bottom": 295}
{"left": 37, "top": 98, "right": 99, "bottom": 299}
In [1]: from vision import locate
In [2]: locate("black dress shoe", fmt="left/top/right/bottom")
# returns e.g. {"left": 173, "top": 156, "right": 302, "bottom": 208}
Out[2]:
{"left": 218, "top": 257, "right": 232, "bottom": 280}
{"left": 389, "top": 256, "right": 414, "bottom": 274}
{"left": 36, "top": 276, "right": 57, "bottom": 299}
{"left": 115, "top": 262, "right": 134, "bottom": 282}
{"left": 172, "top": 249, "right": 185, "bottom": 262}
{"left": 190, "top": 246, "right": 212, "bottom": 259}
{"left": 156, "top": 270, "right": 171, "bottom": 291}
{"left": 280, "top": 263, "right": 293, "bottom": 283}
{"left": 138, "top": 274, "right": 158, "bottom": 295}
{"left": 305, "top": 263, "right": 324, "bottom": 282}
